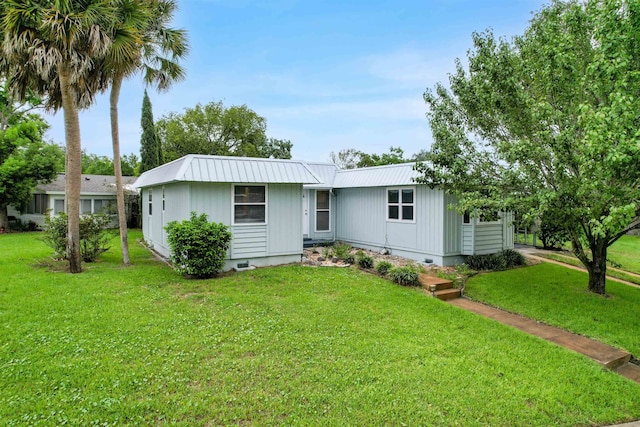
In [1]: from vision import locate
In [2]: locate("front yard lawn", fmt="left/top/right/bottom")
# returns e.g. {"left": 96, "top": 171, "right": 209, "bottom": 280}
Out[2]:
{"left": 465, "top": 262, "right": 640, "bottom": 356}
{"left": 608, "top": 234, "right": 640, "bottom": 275}
{"left": 1, "top": 232, "right": 639, "bottom": 426}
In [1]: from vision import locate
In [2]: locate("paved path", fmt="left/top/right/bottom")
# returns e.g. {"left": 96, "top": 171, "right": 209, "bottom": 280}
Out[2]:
{"left": 448, "top": 298, "right": 640, "bottom": 383}
{"left": 517, "top": 247, "right": 640, "bottom": 289}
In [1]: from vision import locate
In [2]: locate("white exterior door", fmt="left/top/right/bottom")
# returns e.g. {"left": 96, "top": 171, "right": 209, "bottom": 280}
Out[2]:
{"left": 302, "top": 190, "right": 309, "bottom": 236}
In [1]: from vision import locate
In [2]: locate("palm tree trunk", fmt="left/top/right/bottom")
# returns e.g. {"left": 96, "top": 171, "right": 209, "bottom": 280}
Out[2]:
{"left": 58, "top": 63, "right": 82, "bottom": 273}
{"left": 109, "top": 75, "right": 130, "bottom": 265}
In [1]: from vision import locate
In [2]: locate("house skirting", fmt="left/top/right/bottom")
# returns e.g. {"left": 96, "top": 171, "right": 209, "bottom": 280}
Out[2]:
{"left": 337, "top": 239, "right": 465, "bottom": 267}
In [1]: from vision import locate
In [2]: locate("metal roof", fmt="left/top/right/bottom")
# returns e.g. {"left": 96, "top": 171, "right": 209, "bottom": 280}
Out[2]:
{"left": 37, "top": 174, "right": 138, "bottom": 194}
{"left": 134, "top": 155, "right": 322, "bottom": 188}
{"left": 303, "top": 162, "right": 339, "bottom": 189}
{"left": 332, "top": 162, "right": 419, "bottom": 188}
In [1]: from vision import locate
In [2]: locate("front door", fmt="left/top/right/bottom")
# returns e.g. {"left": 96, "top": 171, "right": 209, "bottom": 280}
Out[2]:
{"left": 302, "top": 189, "right": 309, "bottom": 236}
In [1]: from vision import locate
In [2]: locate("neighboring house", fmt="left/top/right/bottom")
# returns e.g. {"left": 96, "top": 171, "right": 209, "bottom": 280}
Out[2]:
{"left": 8, "top": 174, "right": 138, "bottom": 226}
{"left": 136, "top": 155, "right": 514, "bottom": 271}
{"left": 134, "top": 155, "right": 321, "bottom": 271}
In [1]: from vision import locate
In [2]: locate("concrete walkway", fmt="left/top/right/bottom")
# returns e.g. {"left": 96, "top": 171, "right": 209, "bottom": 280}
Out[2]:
{"left": 517, "top": 247, "right": 640, "bottom": 289}
{"left": 448, "top": 298, "right": 640, "bottom": 383}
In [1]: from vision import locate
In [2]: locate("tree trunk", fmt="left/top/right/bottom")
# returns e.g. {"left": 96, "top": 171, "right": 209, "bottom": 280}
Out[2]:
{"left": 587, "top": 243, "right": 607, "bottom": 295}
{"left": 58, "top": 64, "right": 82, "bottom": 273}
{"left": 109, "top": 75, "right": 130, "bottom": 266}
{"left": 0, "top": 201, "right": 8, "bottom": 231}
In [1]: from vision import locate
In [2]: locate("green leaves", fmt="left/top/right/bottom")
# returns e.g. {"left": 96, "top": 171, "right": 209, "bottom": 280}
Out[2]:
{"left": 419, "top": 0, "right": 640, "bottom": 293}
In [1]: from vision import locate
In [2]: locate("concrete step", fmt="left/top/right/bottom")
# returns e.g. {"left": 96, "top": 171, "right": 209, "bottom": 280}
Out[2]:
{"left": 419, "top": 274, "right": 454, "bottom": 291}
{"left": 434, "top": 288, "right": 461, "bottom": 301}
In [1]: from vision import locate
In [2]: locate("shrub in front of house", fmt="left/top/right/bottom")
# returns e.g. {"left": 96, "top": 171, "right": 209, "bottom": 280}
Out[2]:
{"left": 375, "top": 260, "right": 393, "bottom": 276}
{"left": 465, "top": 249, "right": 525, "bottom": 271}
{"left": 356, "top": 250, "right": 374, "bottom": 269}
{"left": 165, "top": 212, "right": 232, "bottom": 278}
{"left": 42, "top": 212, "right": 114, "bottom": 262}
{"left": 332, "top": 241, "right": 352, "bottom": 261}
{"left": 389, "top": 264, "right": 420, "bottom": 286}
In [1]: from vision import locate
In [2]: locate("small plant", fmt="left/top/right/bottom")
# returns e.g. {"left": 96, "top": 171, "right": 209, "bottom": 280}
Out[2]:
{"left": 343, "top": 254, "right": 355, "bottom": 264}
{"left": 311, "top": 244, "right": 319, "bottom": 254}
{"left": 165, "top": 212, "right": 232, "bottom": 278}
{"left": 389, "top": 264, "right": 420, "bottom": 286}
{"left": 41, "top": 213, "right": 114, "bottom": 262}
{"left": 375, "top": 260, "right": 393, "bottom": 275}
{"left": 332, "top": 241, "right": 352, "bottom": 260}
{"left": 321, "top": 245, "right": 333, "bottom": 259}
{"left": 356, "top": 250, "right": 374, "bottom": 269}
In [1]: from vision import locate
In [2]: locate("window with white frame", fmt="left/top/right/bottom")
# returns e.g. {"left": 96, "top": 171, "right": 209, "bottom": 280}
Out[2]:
{"left": 387, "top": 188, "right": 414, "bottom": 222}
{"left": 234, "top": 185, "right": 266, "bottom": 224}
{"left": 315, "top": 190, "right": 330, "bottom": 231}
{"left": 93, "top": 199, "right": 113, "bottom": 214}
{"left": 54, "top": 199, "right": 65, "bottom": 215}
{"left": 148, "top": 189, "right": 153, "bottom": 215}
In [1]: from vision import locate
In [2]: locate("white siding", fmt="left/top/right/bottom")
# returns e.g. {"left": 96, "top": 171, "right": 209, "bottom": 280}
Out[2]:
{"left": 189, "top": 182, "right": 231, "bottom": 224}
{"left": 231, "top": 225, "right": 268, "bottom": 258}
{"left": 473, "top": 224, "right": 504, "bottom": 255}
{"left": 268, "top": 184, "right": 303, "bottom": 255}
{"left": 335, "top": 186, "right": 447, "bottom": 259}
{"left": 443, "top": 193, "right": 463, "bottom": 255}
{"left": 462, "top": 225, "right": 474, "bottom": 255}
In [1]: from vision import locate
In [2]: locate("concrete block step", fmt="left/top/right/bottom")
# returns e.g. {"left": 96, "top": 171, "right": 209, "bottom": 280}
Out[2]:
{"left": 434, "top": 288, "right": 461, "bottom": 301}
{"left": 419, "top": 274, "right": 454, "bottom": 291}
{"left": 616, "top": 362, "right": 640, "bottom": 384}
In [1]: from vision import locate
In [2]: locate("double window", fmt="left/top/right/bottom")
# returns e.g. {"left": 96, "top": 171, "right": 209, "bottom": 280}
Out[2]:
{"left": 315, "top": 190, "right": 330, "bottom": 231}
{"left": 387, "top": 188, "right": 414, "bottom": 222}
{"left": 234, "top": 185, "right": 266, "bottom": 224}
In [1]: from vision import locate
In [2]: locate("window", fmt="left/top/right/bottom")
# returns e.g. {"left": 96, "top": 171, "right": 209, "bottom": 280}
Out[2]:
{"left": 234, "top": 185, "right": 266, "bottom": 224}
{"left": 315, "top": 190, "right": 330, "bottom": 231}
{"left": 80, "top": 199, "right": 92, "bottom": 214}
{"left": 27, "top": 194, "right": 48, "bottom": 214}
{"left": 54, "top": 199, "right": 65, "bottom": 215}
{"left": 162, "top": 186, "right": 166, "bottom": 211}
{"left": 387, "top": 188, "right": 414, "bottom": 222}
{"left": 94, "top": 199, "right": 113, "bottom": 214}
{"left": 463, "top": 212, "right": 471, "bottom": 224}
{"left": 148, "top": 189, "right": 153, "bottom": 215}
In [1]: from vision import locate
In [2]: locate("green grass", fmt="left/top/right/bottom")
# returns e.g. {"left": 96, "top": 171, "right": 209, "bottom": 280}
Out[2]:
{"left": 537, "top": 252, "right": 640, "bottom": 286}
{"left": 466, "top": 263, "right": 640, "bottom": 356}
{"left": 1, "top": 232, "right": 640, "bottom": 426}
{"left": 608, "top": 235, "right": 640, "bottom": 275}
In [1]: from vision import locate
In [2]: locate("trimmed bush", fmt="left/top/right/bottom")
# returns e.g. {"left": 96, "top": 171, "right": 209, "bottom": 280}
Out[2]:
{"left": 343, "top": 254, "right": 355, "bottom": 264}
{"left": 465, "top": 249, "right": 525, "bottom": 271}
{"left": 356, "top": 250, "right": 374, "bottom": 269}
{"left": 165, "top": 212, "right": 232, "bottom": 278}
{"left": 375, "top": 260, "right": 393, "bottom": 275}
{"left": 501, "top": 249, "right": 526, "bottom": 267}
{"left": 42, "top": 213, "right": 114, "bottom": 262}
{"left": 389, "top": 264, "right": 420, "bottom": 286}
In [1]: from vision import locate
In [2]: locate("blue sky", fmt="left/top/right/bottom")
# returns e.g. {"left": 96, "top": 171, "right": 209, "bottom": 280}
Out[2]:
{"left": 44, "top": 0, "right": 546, "bottom": 163}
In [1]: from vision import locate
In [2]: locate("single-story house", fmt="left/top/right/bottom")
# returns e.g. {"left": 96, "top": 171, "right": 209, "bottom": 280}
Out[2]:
{"left": 303, "top": 162, "right": 514, "bottom": 266}
{"left": 133, "top": 155, "right": 322, "bottom": 271}
{"left": 135, "top": 155, "right": 514, "bottom": 270}
{"left": 8, "top": 173, "right": 138, "bottom": 226}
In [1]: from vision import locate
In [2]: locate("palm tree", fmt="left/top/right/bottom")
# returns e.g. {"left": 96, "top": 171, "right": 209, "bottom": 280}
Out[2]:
{"left": 106, "top": 0, "right": 188, "bottom": 265}
{"left": 1, "top": 0, "right": 117, "bottom": 273}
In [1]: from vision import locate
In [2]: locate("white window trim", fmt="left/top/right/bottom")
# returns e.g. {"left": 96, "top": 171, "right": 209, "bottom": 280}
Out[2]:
{"left": 386, "top": 187, "right": 416, "bottom": 224}
{"left": 148, "top": 189, "right": 153, "bottom": 216}
{"left": 314, "top": 190, "right": 331, "bottom": 232}
{"left": 232, "top": 184, "right": 268, "bottom": 226}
